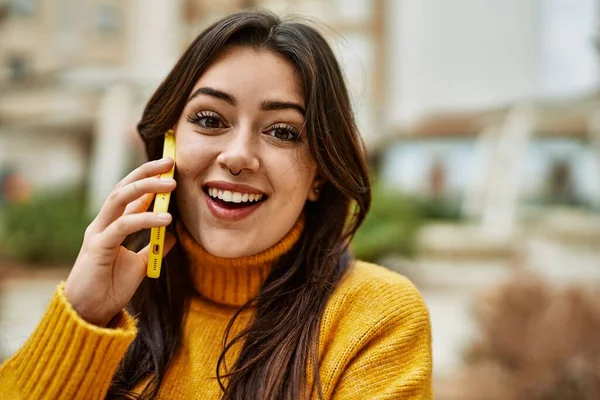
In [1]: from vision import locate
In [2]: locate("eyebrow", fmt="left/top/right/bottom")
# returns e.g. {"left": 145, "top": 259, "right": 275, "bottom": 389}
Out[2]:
{"left": 260, "top": 100, "right": 305, "bottom": 116}
{"left": 187, "top": 87, "right": 236, "bottom": 106}
{"left": 187, "top": 86, "right": 305, "bottom": 116}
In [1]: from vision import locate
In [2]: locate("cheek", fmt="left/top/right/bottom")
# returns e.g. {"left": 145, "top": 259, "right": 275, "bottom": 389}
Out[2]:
{"left": 175, "top": 135, "right": 216, "bottom": 177}
{"left": 267, "top": 149, "right": 315, "bottom": 202}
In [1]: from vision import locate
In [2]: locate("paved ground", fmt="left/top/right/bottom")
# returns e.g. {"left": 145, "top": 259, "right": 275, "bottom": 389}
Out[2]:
{"left": 0, "top": 275, "right": 66, "bottom": 360}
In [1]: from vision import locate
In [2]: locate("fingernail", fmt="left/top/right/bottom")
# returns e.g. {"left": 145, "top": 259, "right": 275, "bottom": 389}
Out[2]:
{"left": 158, "top": 213, "right": 170, "bottom": 221}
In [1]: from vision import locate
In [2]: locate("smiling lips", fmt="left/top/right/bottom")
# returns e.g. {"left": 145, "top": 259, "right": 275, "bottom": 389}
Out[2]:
{"left": 203, "top": 181, "right": 267, "bottom": 220}
{"left": 207, "top": 187, "right": 264, "bottom": 203}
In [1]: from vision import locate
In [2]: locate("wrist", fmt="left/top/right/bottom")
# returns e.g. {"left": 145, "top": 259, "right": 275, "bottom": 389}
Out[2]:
{"left": 64, "top": 284, "right": 112, "bottom": 327}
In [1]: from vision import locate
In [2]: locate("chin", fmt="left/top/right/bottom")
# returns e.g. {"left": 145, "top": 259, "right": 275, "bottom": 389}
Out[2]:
{"left": 207, "top": 246, "right": 248, "bottom": 258}
{"left": 201, "top": 233, "right": 253, "bottom": 258}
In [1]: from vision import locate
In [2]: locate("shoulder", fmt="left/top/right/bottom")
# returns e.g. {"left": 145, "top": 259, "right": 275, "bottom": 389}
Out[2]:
{"left": 320, "top": 259, "right": 431, "bottom": 346}
{"left": 317, "top": 260, "right": 433, "bottom": 397}
{"left": 340, "top": 259, "right": 422, "bottom": 293}
{"left": 327, "top": 260, "right": 430, "bottom": 325}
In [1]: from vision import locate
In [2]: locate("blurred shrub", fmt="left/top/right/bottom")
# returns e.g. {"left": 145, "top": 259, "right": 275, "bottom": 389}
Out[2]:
{"left": 0, "top": 186, "right": 92, "bottom": 265}
{"left": 443, "top": 271, "right": 600, "bottom": 400}
{"left": 351, "top": 186, "right": 422, "bottom": 262}
{"left": 413, "top": 196, "right": 463, "bottom": 221}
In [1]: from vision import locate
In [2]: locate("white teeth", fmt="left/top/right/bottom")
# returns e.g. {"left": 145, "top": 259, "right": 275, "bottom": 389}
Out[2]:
{"left": 206, "top": 187, "right": 264, "bottom": 203}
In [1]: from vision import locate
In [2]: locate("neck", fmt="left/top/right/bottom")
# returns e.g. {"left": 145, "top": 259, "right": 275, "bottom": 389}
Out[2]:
{"left": 175, "top": 215, "right": 305, "bottom": 307}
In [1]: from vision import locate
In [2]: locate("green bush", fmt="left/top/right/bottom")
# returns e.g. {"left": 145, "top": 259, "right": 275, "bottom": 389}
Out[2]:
{"left": 0, "top": 186, "right": 92, "bottom": 265}
{"left": 413, "top": 196, "right": 463, "bottom": 221}
{"left": 351, "top": 186, "right": 422, "bottom": 262}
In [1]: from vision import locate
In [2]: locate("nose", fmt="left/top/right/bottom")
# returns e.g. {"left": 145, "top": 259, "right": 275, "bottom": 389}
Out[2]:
{"left": 215, "top": 126, "right": 260, "bottom": 175}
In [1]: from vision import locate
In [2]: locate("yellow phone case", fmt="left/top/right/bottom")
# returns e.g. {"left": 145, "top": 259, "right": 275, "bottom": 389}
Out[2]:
{"left": 147, "top": 129, "right": 176, "bottom": 278}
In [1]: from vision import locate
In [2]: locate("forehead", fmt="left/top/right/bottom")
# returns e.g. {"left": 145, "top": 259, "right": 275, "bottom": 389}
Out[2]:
{"left": 191, "top": 46, "right": 304, "bottom": 106}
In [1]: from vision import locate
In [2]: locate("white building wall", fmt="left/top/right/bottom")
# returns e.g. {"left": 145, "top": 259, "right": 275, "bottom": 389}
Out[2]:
{"left": 540, "top": 0, "right": 598, "bottom": 97}
{"left": 386, "top": 0, "right": 599, "bottom": 125}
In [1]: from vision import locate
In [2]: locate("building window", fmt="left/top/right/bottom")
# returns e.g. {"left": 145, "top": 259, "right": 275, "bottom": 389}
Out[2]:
{"left": 7, "top": 56, "right": 30, "bottom": 81}
{"left": 10, "top": 0, "right": 36, "bottom": 16}
{"left": 97, "top": 4, "right": 120, "bottom": 35}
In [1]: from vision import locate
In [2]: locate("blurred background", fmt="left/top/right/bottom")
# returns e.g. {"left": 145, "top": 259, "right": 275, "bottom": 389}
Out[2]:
{"left": 1, "top": 0, "right": 600, "bottom": 398}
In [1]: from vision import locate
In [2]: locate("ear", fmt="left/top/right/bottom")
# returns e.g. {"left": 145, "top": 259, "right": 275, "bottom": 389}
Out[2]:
{"left": 307, "top": 176, "right": 325, "bottom": 202}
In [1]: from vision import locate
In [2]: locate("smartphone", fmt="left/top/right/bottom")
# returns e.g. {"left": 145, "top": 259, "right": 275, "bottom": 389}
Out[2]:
{"left": 147, "top": 129, "right": 176, "bottom": 278}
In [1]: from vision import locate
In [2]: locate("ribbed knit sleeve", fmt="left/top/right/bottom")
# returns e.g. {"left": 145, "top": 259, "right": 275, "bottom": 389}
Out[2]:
{"left": 0, "top": 281, "right": 138, "bottom": 400}
{"left": 318, "top": 261, "right": 433, "bottom": 400}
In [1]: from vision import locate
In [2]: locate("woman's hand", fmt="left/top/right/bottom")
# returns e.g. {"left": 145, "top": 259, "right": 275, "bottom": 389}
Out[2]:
{"left": 64, "top": 158, "right": 177, "bottom": 327}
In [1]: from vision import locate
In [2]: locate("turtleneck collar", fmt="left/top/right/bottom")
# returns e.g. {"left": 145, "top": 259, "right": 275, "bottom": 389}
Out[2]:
{"left": 175, "top": 215, "right": 305, "bottom": 307}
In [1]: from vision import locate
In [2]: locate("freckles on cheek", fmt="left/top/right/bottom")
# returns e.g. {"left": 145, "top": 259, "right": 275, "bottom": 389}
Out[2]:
{"left": 283, "top": 180, "right": 303, "bottom": 205}
{"left": 273, "top": 162, "right": 315, "bottom": 205}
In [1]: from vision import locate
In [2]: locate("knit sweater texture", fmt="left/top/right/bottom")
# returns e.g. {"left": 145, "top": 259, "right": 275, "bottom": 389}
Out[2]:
{"left": 0, "top": 216, "right": 433, "bottom": 399}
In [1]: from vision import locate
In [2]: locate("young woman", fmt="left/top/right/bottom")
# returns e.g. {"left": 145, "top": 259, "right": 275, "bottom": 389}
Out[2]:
{"left": 0, "top": 10, "right": 432, "bottom": 400}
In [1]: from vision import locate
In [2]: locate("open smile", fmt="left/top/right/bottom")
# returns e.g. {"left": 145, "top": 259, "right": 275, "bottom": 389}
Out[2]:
{"left": 202, "top": 182, "right": 268, "bottom": 221}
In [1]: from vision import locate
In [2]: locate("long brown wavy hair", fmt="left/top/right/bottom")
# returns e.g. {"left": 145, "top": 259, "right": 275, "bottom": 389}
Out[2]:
{"left": 107, "top": 10, "right": 371, "bottom": 400}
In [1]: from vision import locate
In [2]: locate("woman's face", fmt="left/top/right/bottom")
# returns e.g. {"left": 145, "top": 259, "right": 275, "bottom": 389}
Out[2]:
{"left": 173, "top": 46, "right": 319, "bottom": 257}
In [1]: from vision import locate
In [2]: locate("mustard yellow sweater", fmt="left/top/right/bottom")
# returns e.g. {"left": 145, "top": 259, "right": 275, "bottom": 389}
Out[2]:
{"left": 0, "top": 217, "right": 432, "bottom": 399}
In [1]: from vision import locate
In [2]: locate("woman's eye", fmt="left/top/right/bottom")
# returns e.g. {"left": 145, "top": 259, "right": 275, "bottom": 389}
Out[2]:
{"left": 186, "top": 112, "right": 225, "bottom": 129}
{"left": 200, "top": 116, "right": 222, "bottom": 129}
{"left": 267, "top": 126, "right": 300, "bottom": 141}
